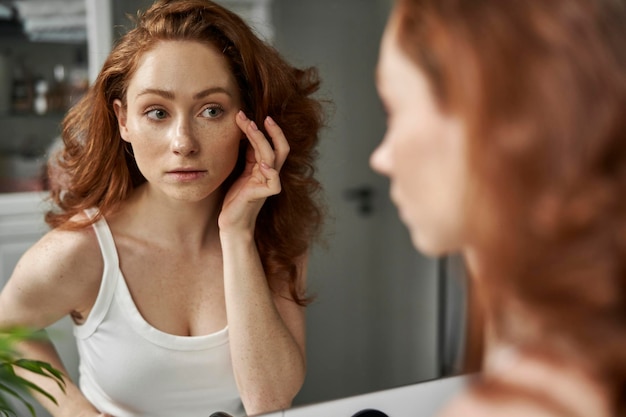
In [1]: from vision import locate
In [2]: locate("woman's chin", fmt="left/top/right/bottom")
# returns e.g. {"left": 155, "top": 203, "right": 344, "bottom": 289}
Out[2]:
{"left": 409, "top": 229, "right": 457, "bottom": 258}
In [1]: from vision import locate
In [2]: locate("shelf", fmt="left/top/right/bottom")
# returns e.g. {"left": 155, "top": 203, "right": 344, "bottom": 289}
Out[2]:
{"left": 0, "top": 112, "right": 66, "bottom": 119}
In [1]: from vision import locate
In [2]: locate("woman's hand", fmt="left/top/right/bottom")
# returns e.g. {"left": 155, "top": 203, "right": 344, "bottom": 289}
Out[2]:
{"left": 218, "top": 111, "right": 290, "bottom": 235}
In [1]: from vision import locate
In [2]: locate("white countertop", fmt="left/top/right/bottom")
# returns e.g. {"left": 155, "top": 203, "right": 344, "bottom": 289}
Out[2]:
{"left": 261, "top": 375, "right": 470, "bottom": 417}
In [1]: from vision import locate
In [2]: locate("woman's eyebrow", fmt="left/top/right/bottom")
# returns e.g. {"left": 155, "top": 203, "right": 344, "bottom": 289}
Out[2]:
{"left": 136, "top": 88, "right": 175, "bottom": 99}
{"left": 135, "top": 86, "right": 234, "bottom": 100}
{"left": 193, "top": 86, "right": 234, "bottom": 99}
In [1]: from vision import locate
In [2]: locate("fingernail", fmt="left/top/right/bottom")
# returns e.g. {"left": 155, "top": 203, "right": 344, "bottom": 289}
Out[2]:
{"left": 265, "top": 116, "right": 276, "bottom": 126}
{"left": 238, "top": 110, "right": 247, "bottom": 120}
{"left": 260, "top": 161, "right": 270, "bottom": 169}
{"left": 250, "top": 121, "right": 258, "bottom": 131}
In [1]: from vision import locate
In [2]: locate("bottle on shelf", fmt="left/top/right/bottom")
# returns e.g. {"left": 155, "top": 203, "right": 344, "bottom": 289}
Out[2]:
{"left": 48, "top": 64, "right": 69, "bottom": 113}
{"left": 11, "top": 59, "right": 34, "bottom": 114}
{"left": 33, "top": 78, "right": 48, "bottom": 115}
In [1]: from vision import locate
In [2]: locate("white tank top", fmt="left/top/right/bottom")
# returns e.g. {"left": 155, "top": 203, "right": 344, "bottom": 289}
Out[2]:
{"left": 73, "top": 211, "right": 244, "bottom": 417}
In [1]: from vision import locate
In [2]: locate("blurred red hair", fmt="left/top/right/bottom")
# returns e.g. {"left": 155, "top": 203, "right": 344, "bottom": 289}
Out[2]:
{"left": 395, "top": 0, "right": 626, "bottom": 413}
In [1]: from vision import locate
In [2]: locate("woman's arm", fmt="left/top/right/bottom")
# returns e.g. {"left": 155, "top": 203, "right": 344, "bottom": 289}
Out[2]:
{"left": 220, "top": 234, "right": 306, "bottom": 415}
{"left": 219, "top": 112, "right": 306, "bottom": 415}
{"left": 10, "top": 337, "right": 109, "bottom": 417}
{"left": 0, "top": 228, "right": 109, "bottom": 417}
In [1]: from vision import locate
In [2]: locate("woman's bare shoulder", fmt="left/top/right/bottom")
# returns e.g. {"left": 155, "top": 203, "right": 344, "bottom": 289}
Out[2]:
{"left": 27, "top": 219, "right": 102, "bottom": 276}
{"left": 438, "top": 386, "right": 566, "bottom": 417}
{"left": 439, "top": 357, "right": 610, "bottom": 417}
{"left": 0, "top": 217, "right": 104, "bottom": 328}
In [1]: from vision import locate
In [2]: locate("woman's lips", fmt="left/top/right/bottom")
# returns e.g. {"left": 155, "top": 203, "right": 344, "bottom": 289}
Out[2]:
{"left": 166, "top": 169, "right": 207, "bottom": 181}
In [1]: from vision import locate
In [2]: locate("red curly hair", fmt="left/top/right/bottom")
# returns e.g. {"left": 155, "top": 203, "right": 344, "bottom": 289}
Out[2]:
{"left": 395, "top": 0, "right": 626, "bottom": 414}
{"left": 46, "top": 0, "right": 325, "bottom": 305}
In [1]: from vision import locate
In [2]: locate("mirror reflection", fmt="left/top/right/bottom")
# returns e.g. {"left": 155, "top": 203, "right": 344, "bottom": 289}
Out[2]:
{"left": 0, "top": 1, "right": 468, "bottom": 416}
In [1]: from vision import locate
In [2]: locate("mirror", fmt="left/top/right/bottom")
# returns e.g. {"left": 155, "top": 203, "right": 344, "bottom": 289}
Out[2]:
{"left": 0, "top": 0, "right": 469, "bottom": 415}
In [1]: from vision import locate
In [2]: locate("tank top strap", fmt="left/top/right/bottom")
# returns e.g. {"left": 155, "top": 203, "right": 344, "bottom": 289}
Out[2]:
{"left": 73, "top": 208, "right": 120, "bottom": 339}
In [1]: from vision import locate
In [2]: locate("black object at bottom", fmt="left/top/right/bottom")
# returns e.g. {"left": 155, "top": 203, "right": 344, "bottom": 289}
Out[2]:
{"left": 351, "top": 409, "right": 390, "bottom": 417}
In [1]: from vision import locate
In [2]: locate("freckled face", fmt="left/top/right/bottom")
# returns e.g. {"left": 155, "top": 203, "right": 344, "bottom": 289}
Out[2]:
{"left": 370, "top": 12, "right": 469, "bottom": 256}
{"left": 114, "top": 40, "right": 242, "bottom": 202}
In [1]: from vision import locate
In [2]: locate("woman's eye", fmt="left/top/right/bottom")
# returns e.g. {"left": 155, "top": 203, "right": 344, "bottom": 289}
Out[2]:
{"left": 146, "top": 108, "right": 168, "bottom": 120}
{"left": 201, "top": 105, "right": 224, "bottom": 118}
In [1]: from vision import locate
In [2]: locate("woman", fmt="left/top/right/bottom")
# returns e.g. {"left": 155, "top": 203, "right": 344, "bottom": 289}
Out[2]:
{"left": 371, "top": 0, "right": 626, "bottom": 416}
{"left": 0, "top": 1, "right": 324, "bottom": 416}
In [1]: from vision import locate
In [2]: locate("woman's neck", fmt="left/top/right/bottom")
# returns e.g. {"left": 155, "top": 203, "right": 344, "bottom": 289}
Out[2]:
{"left": 111, "top": 183, "right": 224, "bottom": 249}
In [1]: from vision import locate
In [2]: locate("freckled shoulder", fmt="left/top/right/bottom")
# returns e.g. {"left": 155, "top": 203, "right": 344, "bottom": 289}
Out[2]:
{"left": 0, "top": 216, "right": 104, "bottom": 328}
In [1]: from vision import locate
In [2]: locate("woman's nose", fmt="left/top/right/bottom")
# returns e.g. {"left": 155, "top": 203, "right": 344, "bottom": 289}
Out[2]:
{"left": 370, "top": 138, "right": 391, "bottom": 176}
{"left": 171, "top": 119, "right": 199, "bottom": 156}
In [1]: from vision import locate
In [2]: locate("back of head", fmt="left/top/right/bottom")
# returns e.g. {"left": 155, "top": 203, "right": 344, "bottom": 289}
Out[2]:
{"left": 394, "top": 0, "right": 626, "bottom": 413}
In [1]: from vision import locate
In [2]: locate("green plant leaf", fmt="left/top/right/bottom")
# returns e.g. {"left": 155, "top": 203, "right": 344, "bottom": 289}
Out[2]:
{"left": 0, "top": 392, "right": 19, "bottom": 417}
{"left": 0, "top": 383, "right": 36, "bottom": 417}
{"left": 0, "top": 404, "right": 19, "bottom": 417}
{"left": 13, "top": 359, "right": 66, "bottom": 393}
{"left": 0, "top": 326, "right": 67, "bottom": 417}
{"left": 6, "top": 374, "right": 58, "bottom": 406}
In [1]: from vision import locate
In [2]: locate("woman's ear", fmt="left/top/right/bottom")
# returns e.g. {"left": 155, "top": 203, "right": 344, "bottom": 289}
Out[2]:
{"left": 113, "top": 99, "right": 130, "bottom": 142}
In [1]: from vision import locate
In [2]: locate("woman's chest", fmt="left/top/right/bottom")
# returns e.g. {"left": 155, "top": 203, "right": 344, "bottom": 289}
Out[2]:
{"left": 116, "top": 243, "right": 227, "bottom": 337}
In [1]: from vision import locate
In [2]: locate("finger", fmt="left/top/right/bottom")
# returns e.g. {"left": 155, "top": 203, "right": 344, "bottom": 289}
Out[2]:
{"left": 264, "top": 116, "right": 290, "bottom": 171}
{"left": 235, "top": 111, "right": 264, "bottom": 164}
{"left": 235, "top": 111, "right": 262, "bottom": 164}
{"left": 238, "top": 143, "right": 256, "bottom": 176}
{"left": 236, "top": 111, "right": 276, "bottom": 168}
{"left": 260, "top": 162, "right": 282, "bottom": 195}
